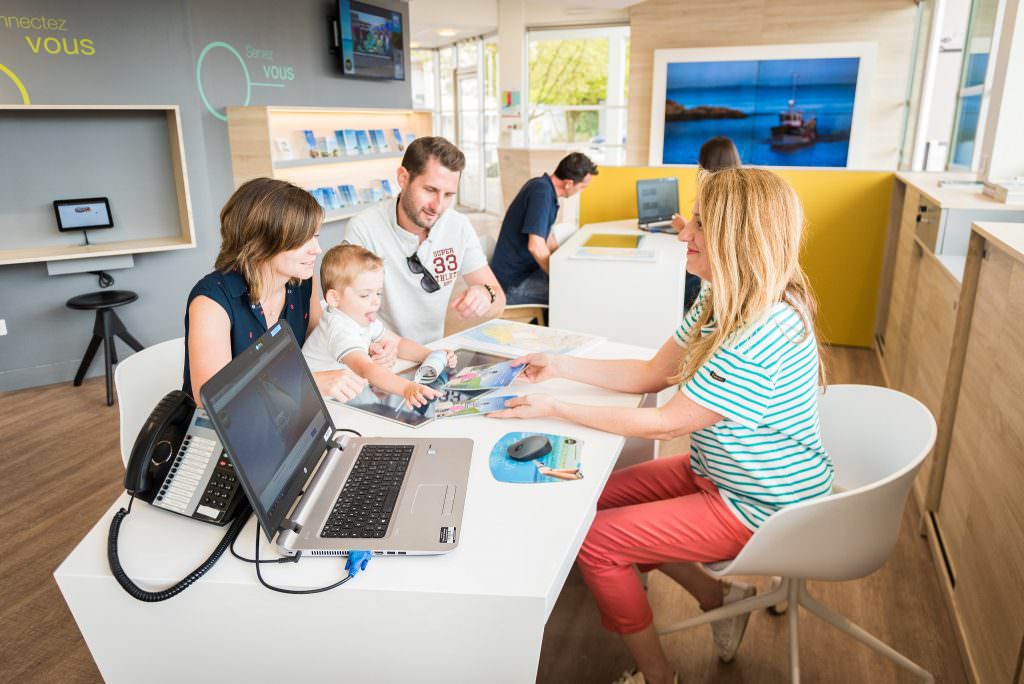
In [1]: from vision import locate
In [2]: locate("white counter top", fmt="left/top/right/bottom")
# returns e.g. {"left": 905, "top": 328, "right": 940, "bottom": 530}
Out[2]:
{"left": 897, "top": 171, "right": 1024, "bottom": 211}
{"left": 972, "top": 221, "right": 1024, "bottom": 265}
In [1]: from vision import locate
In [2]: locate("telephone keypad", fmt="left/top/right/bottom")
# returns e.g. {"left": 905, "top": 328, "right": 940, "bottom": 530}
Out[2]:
{"left": 154, "top": 431, "right": 236, "bottom": 521}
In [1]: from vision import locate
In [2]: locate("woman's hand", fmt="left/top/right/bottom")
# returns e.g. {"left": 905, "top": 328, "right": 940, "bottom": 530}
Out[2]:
{"left": 671, "top": 213, "right": 686, "bottom": 233}
{"left": 403, "top": 381, "right": 440, "bottom": 408}
{"left": 315, "top": 369, "right": 368, "bottom": 402}
{"left": 511, "top": 353, "right": 561, "bottom": 384}
{"left": 489, "top": 394, "right": 559, "bottom": 419}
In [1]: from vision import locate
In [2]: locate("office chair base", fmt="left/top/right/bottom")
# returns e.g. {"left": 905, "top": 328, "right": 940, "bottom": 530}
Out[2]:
{"left": 656, "top": 578, "right": 934, "bottom": 683}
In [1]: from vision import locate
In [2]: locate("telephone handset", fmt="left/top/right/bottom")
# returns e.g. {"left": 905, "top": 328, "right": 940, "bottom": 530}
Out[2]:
{"left": 124, "top": 390, "right": 246, "bottom": 525}
{"left": 110, "top": 390, "right": 250, "bottom": 602}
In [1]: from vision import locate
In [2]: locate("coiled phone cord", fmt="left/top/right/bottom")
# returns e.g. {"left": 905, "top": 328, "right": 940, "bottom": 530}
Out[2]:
{"left": 107, "top": 496, "right": 250, "bottom": 602}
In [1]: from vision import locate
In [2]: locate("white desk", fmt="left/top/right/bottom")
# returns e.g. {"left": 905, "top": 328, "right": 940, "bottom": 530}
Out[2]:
{"left": 550, "top": 219, "right": 688, "bottom": 350}
{"left": 54, "top": 337, "right": 655, "bottom": 683}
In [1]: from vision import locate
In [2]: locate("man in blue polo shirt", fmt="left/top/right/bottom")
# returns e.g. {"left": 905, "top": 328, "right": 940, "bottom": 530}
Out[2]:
{"left": 491, "top": 152, "right": 598, "bottom": 305}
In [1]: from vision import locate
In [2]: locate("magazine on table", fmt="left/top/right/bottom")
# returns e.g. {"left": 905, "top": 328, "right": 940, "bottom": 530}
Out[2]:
{"left": 442, "top": 359, "right": 525, "bottom": 391}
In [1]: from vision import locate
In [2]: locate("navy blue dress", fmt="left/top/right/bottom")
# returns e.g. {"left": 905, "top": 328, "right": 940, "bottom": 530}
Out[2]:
{"left": 182, "top": 271, "right": 313, "bottom": 398}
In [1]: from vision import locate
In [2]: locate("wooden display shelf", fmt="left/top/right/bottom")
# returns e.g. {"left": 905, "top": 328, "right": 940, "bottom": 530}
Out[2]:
{"left": 0, "top": 104, "right": 195, "bottom": 266}
{"left": 322, "top": 199, "right": 390, "bottom": 224}
{"left": 274, "top": 152, "right": 403, "bottom": 169}
{"left": 226, "top": 106, "right": 432, "bottom": 219}
{"left": 0, "top": 236, "right": 194, "bottom": 266}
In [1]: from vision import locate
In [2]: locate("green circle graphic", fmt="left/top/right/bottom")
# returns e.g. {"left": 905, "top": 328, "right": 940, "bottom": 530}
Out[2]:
{"left": 196, "top": 41, "right": 251, "bottom": 122}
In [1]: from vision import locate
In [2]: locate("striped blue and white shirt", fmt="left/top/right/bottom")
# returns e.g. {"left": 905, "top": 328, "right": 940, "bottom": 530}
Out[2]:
{"left": 674, "top": 292, "right": 832, "bottom": 531}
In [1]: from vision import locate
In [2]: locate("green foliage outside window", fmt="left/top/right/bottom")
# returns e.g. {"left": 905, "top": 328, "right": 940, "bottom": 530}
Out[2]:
{"left": 528, "top": 38, "right": 609, "bottom": 142}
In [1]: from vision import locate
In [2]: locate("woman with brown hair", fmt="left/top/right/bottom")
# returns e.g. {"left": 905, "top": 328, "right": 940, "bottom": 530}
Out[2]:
{"left": 183, "top": 177, "right": 366, "bottom": 403}
{"left": 493, "top": 168, "right": 831, "bottom": 683}
{"left": 676, "top": 136, "right": 743, "bottom": 310}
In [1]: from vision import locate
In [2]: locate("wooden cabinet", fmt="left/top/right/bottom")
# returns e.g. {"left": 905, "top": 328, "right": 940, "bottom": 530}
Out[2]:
{"left": 879, "top": 187, "right": 923, "bottom": 387}
{"left": 935, "top": 236, "right": 1024, "bottom": 684}
{"left": 225, "top": 106, "right": 432, "bottom": 225}
{"left": 900, "top": 248, "right": 960, "bottom": 505}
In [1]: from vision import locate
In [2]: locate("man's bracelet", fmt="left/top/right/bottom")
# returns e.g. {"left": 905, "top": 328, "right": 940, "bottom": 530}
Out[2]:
{"left": 482, "top": 283, "right": 497, "bottom": 304}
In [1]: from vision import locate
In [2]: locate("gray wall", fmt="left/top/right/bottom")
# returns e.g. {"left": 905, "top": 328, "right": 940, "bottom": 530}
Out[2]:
{"left": 0, "top": 0, "right": 411, "bottom": 391}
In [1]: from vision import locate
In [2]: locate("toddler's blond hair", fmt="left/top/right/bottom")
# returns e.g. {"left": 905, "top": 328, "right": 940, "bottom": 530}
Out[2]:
{"left": 320, "top": 244, "right": 383, "bottom": 295}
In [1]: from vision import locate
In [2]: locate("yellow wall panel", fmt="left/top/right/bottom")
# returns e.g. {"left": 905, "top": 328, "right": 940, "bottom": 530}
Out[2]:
{"left": 579, "top": 167, "right": 893, "bottom": 347}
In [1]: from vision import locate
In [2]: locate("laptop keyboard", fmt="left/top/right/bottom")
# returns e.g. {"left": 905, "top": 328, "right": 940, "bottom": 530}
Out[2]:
{"left": 321, "top": 444, "right": 413, "bottom": 539}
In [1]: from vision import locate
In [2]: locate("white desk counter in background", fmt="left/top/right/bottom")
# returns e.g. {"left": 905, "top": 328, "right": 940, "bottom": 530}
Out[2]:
{"left": 55, "top": 336, "right": 656, "bottom": 683}
{"left": 550, "top": 219, "right": 688, "bottom": 350}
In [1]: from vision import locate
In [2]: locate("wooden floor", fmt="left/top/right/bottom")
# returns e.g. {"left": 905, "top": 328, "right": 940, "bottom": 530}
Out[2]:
{"left": 0, "top": 346, "right": 967, "bottom": 683}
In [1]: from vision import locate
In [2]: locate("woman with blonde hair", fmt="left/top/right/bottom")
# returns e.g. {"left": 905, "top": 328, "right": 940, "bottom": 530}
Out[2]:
{"left": 493, "top": 168, "right": 831, "bottom": 684}
{"left": 184, "top": 177, "right": 368, "bottom": 403}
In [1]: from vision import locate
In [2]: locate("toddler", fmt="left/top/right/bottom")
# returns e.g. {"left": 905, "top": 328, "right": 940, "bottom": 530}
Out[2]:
{"left": 303, "top": 244, "right": 454, "bottom": 407}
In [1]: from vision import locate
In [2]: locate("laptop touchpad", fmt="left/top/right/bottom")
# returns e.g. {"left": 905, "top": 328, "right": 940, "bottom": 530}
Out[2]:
{"left": 411, "top": 484, "right": 449, "bottom": 515}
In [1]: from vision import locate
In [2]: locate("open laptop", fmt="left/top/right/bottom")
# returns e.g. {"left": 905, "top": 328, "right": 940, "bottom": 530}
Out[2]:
{"left": 200, "top": 323, "right": 471, "bottom": 556}
{"left": 636, "top": 177, "right": 679, "bottom": 233}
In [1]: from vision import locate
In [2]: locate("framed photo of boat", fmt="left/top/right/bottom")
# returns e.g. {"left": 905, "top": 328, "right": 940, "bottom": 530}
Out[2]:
{"left": 648, "top": 43, "right": 876, "bottom": 168}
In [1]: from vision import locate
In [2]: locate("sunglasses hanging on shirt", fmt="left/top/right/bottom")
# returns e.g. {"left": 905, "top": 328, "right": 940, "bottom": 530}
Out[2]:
{"left": 406, "top": 252, "right": 441, "bottom": 293}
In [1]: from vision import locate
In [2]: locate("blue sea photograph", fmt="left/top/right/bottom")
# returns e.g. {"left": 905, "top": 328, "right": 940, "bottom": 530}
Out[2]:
{"left": 662, "top": 57, "right": 860, "bottom": 167}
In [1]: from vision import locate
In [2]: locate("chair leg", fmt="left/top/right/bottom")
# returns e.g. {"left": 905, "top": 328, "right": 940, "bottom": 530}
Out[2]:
{"left": 109, "top": 310, "right": 144, "bottom": 352}
{"left": 798, "top": 583, "right": 934, "bottom": 682}
{"left": 656, "top": 579, "right": 788, "bottom": 635}
{"left": 73, "top": 335, "right": 103, "bottom": 386}
{"left": 101, "top": 315, "right": 115, "bottom": 407}
{"left": 788, "top": 579, "right": 801, "bottom": 683}
{"left": 768, "top": 576, "right": 789, "bottom": 614}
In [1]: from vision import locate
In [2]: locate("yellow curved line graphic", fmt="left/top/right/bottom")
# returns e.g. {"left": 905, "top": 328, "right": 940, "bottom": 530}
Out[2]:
{"left": 0, "top": 64, "right": 30, "bottom": 104}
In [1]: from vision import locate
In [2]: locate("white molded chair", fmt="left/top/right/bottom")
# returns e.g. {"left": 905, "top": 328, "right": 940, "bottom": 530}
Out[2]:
{"left": 113, "top": 337, "right": 185, "bottom": 467}
{"left": 657, "top": 384, "right": 937, "bottom": 682}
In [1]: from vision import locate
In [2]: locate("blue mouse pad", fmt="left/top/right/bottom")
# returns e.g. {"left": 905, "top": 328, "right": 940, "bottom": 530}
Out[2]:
{"left": 489, "top": 432, "right": 584, "bottom": 483}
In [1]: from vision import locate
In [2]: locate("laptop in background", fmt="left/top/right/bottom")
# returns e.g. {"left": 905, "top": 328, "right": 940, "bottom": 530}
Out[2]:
{"left": 201, "top": 323, "right": 472, "bottom": 556}
{"left": 636, "top": 177, "right": 679, "bottom": 233}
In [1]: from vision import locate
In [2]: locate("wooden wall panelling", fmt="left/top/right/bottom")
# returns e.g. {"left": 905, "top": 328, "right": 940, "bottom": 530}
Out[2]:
{"left": 901, "top": 249, "right": 959, "bottom": 506}
{"left": 626, "top": 0, "right": 918, "bottom": 167}
{"left": 881, "top": 187, "right": 925, "bottom": 387}
{"left": 942, "top": 244, "right": 1024, "bottom": 684}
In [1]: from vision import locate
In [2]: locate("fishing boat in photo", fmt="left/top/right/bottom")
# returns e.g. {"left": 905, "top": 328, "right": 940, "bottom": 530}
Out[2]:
{"left": 771, "top": 73, "right": 817, "bottom": 149}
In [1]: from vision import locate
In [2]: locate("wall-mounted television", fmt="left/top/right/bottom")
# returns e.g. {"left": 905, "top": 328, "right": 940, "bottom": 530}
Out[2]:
{"left": 338, "top": 0, "right": 405, "bottom": 81}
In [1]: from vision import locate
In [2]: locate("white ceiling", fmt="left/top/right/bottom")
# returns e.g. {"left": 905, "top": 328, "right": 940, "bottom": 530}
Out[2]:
{"left": 408, "top": 0, "right": 639, "bottom": 49}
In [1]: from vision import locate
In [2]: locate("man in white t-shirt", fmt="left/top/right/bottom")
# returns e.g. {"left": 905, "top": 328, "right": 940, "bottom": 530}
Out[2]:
{"left": 344, "top": 136, "right": 506, "bottom": 345}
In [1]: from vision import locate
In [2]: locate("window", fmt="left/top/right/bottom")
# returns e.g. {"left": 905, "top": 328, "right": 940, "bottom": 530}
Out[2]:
{"left": 948, "top": 0, "right": 1000, "bottom": 169}
{"left": 411, "top": 50, "right": 436, "bottom": 110}
{"left": 438, "top": 46, "right": 456, "bottom": 141}
{"left": 527, "top": 25, "right": 629, "bottom": 164}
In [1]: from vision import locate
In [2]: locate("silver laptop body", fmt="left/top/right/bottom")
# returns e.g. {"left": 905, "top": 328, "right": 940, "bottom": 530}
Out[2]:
{"left": 277, "top": 435, "right": 471, "bottom": 555}
{"left": 201, "top": 323, "right": 471, "bottom": 558}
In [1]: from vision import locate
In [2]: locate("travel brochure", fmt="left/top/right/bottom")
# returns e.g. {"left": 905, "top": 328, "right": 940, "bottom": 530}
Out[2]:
{"left": 309, "top": 179, "right": 397, "bottom": 212}
{"left": 298, "top": 128, "right": 418, "bottom": 159}
{"left": 443, "top": 360, "right": 525, "bottom": 391}
{"left": 340, "top": 349, "right": 521, "bottom": 429}
{"left": 433, "top": 394, "right": 517, "bottom": 419}
{"left": 455, "top": 320, "right": 602, "bottom": 356}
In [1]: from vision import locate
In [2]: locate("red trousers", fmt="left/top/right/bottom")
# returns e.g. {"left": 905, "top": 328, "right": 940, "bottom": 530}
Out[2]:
{"left": 577, "top": 453, "right": 753, "bottom": 634}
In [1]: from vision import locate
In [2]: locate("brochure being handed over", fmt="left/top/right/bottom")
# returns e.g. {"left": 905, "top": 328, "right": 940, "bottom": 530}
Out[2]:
{"left": 442, "top": 359, "right": 525, "bottom": 391}
{"left": 434, "top": 394, "right": 517, "bottom": 419}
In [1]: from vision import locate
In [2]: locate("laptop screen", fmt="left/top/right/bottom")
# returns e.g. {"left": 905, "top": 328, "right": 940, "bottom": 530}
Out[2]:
{"left": 201, "top": 324, "right": 335, "bottom": 541}
{"left": 636, "top": 177, "right": 679, "bottom": 224}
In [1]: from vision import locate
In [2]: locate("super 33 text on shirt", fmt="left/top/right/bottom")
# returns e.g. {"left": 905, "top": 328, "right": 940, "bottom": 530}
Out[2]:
{"left": 343, "top": 197, "right": 487, "bottom": 344}
{"left": 674, "top": 290, "right": 834, "bottom": 531}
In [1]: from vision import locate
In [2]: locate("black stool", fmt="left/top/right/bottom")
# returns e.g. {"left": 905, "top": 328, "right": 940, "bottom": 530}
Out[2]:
{"left": 66, "top": 290, "right": 145, "bottom": 406}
